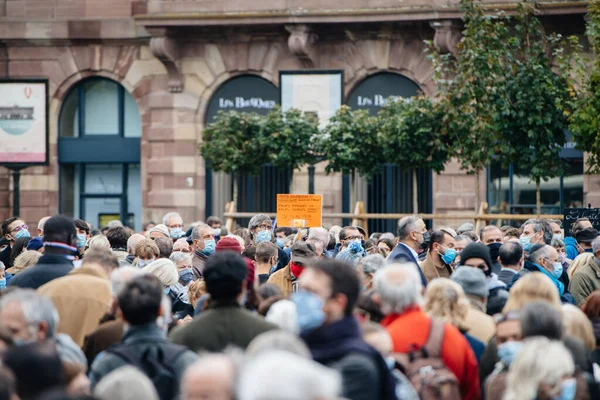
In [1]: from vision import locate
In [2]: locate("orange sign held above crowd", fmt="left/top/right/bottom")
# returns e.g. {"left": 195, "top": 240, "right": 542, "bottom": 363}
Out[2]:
{"left": 276, "top": 194, "right": 323, "bottom": 228}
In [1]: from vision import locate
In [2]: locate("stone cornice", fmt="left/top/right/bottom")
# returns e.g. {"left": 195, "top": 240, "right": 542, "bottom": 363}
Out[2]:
{"left": 135, "top": 2, "right": 587, "bottom": 27}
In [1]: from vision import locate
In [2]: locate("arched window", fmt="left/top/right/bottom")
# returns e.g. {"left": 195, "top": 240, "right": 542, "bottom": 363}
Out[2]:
{"left": 58, "top": 78, "right": 142, "bottom": 230}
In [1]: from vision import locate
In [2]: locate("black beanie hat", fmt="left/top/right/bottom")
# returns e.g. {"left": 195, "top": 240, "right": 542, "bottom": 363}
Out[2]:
{"left": 459, "top": 242, "right": 493, "bottom": 271}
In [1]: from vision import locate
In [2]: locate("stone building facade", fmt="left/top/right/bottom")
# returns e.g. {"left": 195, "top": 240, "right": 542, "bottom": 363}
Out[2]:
{"left": 0, "top": 0, "right": 595, "bottom": 231}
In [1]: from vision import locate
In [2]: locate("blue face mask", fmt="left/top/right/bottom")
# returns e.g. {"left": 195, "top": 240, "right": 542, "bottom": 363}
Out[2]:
{"left": 163, "top": 287, "right": 170, "bottom": 295}
{"left": 76, "top": 234, "right": 87, "bottom": 249}
{"left": 291, "top": 291, "right": 325, "bottom": 333}
{"left": 553, "top": 233, "right": 563, "bottom": 241}
{"left": 554, "top": 378, "right": 577, "bottom": 400}
{"left": 15, "top": 229, "right": 30, "bottom": 239}
{"left": 497, "top": 340, "right": 524, "bottom": 366}
{"left": 520, "top": 235, "right": 532, "bottom": 252}
{"left": 276, "top": 238, "right": 286, "bottom": 249}
{"left": 348, "top": 240, "right": 363, "bottom": 254}
{"left": 0, "top": 278, "right": 6, "bottom": 290}
{"left": 170, "top": 228, "right": 183, "bottom": 239}
{"left": 203, "top": 239, "right": 216, "bottom": 255}
{"left": 440, "top": 247, "right": 457, "bottom": 265}
{"left": 551, "top": 261, "right": 564, "bottom": 279}
{"left": 256, "top": 230, "right": 272, "bottom": 244}
{"left": 179, "top": 268, "right": 194, "bottom": 285}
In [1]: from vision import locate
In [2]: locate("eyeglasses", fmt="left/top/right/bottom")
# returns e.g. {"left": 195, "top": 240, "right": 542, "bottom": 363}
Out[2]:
{"left": 174, "top": 249, "right": 191, "bottom": 253}
{"left": 10, "top": 224, "right": 28, "bottom": 233}
{"left": 345, "top": 235, "right": 363, "bottom": 241}
{"left": 256, "top": 224, "right": 273, "bottom": 231}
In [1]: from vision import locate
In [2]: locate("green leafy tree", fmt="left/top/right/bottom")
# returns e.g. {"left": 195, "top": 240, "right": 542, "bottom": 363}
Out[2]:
{"left": 261, "top": 107, "right": 320, "bottom": 178}
{"left": 320, "top": 106, "right": 382, "bottom": 205}
{"left": 567, "top": 1, "right": 600, "bottom": 175}
{"left": 427, "top": 0, "right": 512, "bottom": 211}
{"left": 378, "top": 97, "right": 449, "bottom": 213}
{"left": 503, "top": 3, "right": 568, "bottom": 214}
{"left": 199, "top": 111, "right": 266, "bottom": 202}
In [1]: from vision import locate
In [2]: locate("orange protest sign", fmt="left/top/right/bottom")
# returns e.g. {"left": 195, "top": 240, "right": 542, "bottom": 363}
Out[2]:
{"left": 276, "top": 194, "right": 323, "bottom": 228}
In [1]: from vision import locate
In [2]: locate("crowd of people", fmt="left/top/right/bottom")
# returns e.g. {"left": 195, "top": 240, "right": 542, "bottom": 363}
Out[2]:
{"left": 0, "top": 212, "right": 599, "bottom": 399}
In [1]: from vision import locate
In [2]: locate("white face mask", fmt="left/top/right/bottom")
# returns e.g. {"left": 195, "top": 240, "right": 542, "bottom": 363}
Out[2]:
{"left": 137, "top": 259, "right": 154, "bottom": 268}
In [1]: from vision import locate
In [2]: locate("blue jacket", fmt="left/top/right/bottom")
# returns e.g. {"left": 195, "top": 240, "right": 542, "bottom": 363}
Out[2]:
{"left": 565, "top": 237, "right": 579, "bottom": 262}
{"left": 387, "top": 242, "right": 428, "bottom": 287}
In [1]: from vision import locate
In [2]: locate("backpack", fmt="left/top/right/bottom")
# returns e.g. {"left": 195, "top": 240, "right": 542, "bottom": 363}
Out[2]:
{"left": 105, "top": 342, "right": 188, "bottom": 400}
{"left": 392, "top": 319, "right": 461, "bottom": 400}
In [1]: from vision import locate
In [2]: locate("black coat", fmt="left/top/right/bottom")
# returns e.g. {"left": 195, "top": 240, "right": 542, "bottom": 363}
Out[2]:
{"left": 8, "top": 254, "right": 73, "bottom": 289}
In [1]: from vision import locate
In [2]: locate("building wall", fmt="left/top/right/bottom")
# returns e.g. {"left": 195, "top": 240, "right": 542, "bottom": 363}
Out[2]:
{"left": 0, "top": 2, "right": 598, "bottom": 230}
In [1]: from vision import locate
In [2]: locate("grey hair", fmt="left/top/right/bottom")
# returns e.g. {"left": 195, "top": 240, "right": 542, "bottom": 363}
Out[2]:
{"left": 380, "top": 232, "right": 395, "bottom": 240}
{"left": 454, "top": 234, "right": 473, "bottom": 244}
{"left": 0, "top": 289, "right": 59, "bottom": 338}
{"left": 522, "top": 219, "right": 553, "bottom": 245}
{"left": 248, "top": 214, "right": 272, "bottom": 230}
{"left": 169, "top": 251, "right": 192, "bottom": 265}
{"left": 357, "top": 254, "right": 386, "bottom": 275}
{"left": 550, "top": 237, "right": 565, "bottom": 248}
{"left": 374, "top": 264, "right": 423, "bottom": 315}
{"left": 110, "top": 266, "right": 142, "bottom": 296}
{"left": 162, "top": 212, "right": 182, "bottom": 226}
{"left": 592, "top": 237, "right": 600, "bottom": 254}
{"left": 246, "top": 330, "right": 311, "bottom": 360}
{"left": 307, "top": 228, "right": 329, "bottom": 248}
{"left": 528, "top": 245, "right": 552, "bottom": 264}
{"left": 503, "top": 337, "right": 574, "bottom": 400}
{"left": 396, "top": 215, "right": 421, "bottom": 241}
{"left": 191, "top": 223, "right": 211, "bottom": 240}
{"left": 107, "top": 220, "right": 123, "bottom": 228}
{"left": 237, "top": 350, "right": 342, "bottom": 400}
{"left": 95, "top": 366, "right": 159, "bottom": 400}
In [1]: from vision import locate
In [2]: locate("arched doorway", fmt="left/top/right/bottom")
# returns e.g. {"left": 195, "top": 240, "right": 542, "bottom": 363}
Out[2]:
{"left": 204, "top": 74, "right": 291, "bottom": 226}
{"left": 346, "top": 72, "right": 433, "bottom": 233}
{"left": 58, "top": 78, "right": 142, "bottom": 230}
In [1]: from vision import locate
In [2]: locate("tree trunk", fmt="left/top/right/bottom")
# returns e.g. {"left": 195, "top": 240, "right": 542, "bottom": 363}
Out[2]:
{"left": 536, "top": 178, "right": 541, "bottom": 216}
{"left": 350, "top": 169, "right": 356, "bottom": 209}
{"left": 232, "top": 173, "right": 239, "bottom": 205}
{"left": 412, "top": 168, "right": 419, "bottom": 214}
{"left": 474, "top": 169, "right": 481, "bottom": 213}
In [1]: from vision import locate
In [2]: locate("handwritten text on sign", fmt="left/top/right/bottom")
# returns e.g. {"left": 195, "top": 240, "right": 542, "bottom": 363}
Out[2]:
{"left": 276, "top": 194, "right": 323, "bottom": 228}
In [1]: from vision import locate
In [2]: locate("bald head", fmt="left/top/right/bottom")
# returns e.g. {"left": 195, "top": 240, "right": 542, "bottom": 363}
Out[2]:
{"left": 127, "top": 234, "right": 146, "bottom": 254}
{"left": 37, "top": 216, "right": 51, "bottom": 236}
{"left": 181, "top": 354, "right": 235, "bottom": 400}
{"left": 173, "top": 238, "right": 191, "bottom": 253}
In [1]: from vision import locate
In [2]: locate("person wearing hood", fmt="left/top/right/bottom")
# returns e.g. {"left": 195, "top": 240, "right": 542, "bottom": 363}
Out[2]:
{"left": 511, "top": 244, "right": 576, "bottom": 304}
{"left": 459, "top": 242, "right": 510, "bottom": 315}
{"left": 419, "top": 229, "right": 456, "bottom": 283}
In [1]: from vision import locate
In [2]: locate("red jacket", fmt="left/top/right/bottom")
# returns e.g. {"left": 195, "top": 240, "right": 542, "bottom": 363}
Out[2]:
{"left": 381, "top": 307, "right": 481, "bottom": 400}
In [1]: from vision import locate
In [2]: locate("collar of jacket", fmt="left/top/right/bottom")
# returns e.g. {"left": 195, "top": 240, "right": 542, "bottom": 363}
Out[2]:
{"left": 194, "top": 250, "right": 210, "bottom": 260}
{"left": 210, "top": 299, "right": 241, "bottom": 309}
{"left": 69, "top": 266, "right": 108, "bottom": 280}
{"left": 37, "top": 254, "right": 74, "bottom": 266}
{"left": 591, "top": 257, "right": 600, "bottom": 278}
{"left": 122, "top": 322, "right": 166, "bottom": 344}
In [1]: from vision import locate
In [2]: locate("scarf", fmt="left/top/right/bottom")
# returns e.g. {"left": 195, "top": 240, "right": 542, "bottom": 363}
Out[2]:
{"left": 302, "top": 316, "right": 397, "bottom": 400}
{"left": 534, "top": 263, "right": 565, "bottom": 296}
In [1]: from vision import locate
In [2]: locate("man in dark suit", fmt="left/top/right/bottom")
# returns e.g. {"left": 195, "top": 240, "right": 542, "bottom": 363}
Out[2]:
{"left": 387, "top": 215, "right": 429, "bottom": 287}
{"left": 498, "top": 241, "right": 523, "bottom": 286}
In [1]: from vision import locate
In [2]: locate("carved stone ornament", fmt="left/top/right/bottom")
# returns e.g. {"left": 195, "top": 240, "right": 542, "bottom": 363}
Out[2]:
{"left": 285, "top": 24, "right": 318, "bottom": 69}
{"left": 150, "top": 36, "right": 183, "bottom": 93}
{"left": 431, "top": 20, "right": 462, "bottom": 57}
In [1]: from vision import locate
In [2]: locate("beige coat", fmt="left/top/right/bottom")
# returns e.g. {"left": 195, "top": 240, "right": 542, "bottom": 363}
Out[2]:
{"left": 266, "top": 264, "right": 293, "bottom": 298}
{"left": 464, "top": 301, "right": 496, "bottom": 344}
{"left": 38, "top": 267, "right": 112, "bottom": 347}
{"left": 420, "top": 251, "right": 453, "bottom": 283}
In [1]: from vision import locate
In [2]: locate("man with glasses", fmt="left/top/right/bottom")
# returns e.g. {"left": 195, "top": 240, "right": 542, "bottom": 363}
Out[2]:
{"left": 387, "top": 215, "right": 429, "bottom": 287}
{"left": 1, "top": 217, "right": 30, "bottom": 268}
{"left": 249, "top": 214, "right": 289, "bottom": 274}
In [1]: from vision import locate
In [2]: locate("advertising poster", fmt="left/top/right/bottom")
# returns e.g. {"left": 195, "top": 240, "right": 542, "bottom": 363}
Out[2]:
{"left": 280, "top": 71, "right": 343, "bottom": 128}
{"left": 0, "top": 79, "right": 48, "bottom": 165}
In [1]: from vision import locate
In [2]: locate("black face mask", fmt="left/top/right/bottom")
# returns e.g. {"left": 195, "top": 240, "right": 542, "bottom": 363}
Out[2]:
{"left": 488, "top": 242, "right": 502, "bottom": 261}
{"left": 421, "top": 231, "right": 431, "bottom": 250}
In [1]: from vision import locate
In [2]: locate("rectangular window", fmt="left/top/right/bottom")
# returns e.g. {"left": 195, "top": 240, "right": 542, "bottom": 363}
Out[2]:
{"left": 84, "top": 80, "right": 119, "bottom": 135}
